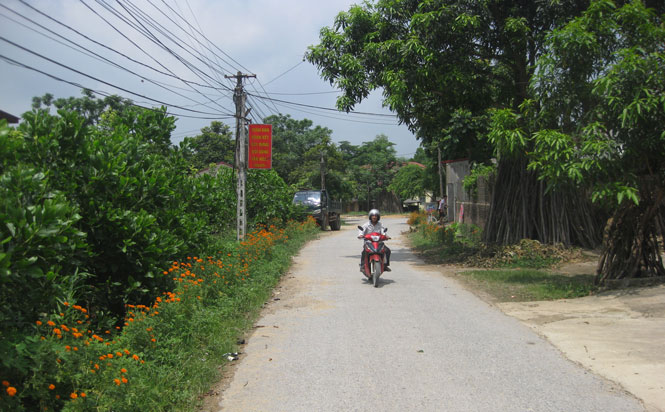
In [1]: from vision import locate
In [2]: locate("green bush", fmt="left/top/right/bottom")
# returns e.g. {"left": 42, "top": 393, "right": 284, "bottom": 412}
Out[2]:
{"left": 0, "top": 103, "right": 308, "bottom": 410}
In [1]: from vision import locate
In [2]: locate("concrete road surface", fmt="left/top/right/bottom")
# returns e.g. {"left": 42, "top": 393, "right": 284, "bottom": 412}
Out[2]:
{"left": 203, "top": 216, "right": 645, "bottom": 412}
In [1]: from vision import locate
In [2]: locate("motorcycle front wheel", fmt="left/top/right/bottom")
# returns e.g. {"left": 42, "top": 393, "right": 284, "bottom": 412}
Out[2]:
{"left": 372, "top": 260, "right": 380, "bottom": 287}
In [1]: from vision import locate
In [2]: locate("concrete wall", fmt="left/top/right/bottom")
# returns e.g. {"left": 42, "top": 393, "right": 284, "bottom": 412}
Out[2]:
{"left": 445, "top": 160, "right": 492, "bottom": 229}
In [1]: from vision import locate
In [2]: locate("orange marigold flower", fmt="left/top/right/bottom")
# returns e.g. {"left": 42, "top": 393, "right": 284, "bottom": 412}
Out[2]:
{"left": 70, "top": 392, "right": 78, "bottom": 399}
{"left": 132, "top": 354, "right": 139, "bottom": 361}
{"left": 124, "top": 349, "right": 130, "bottom": 355}
{"left": 121, "top": 377, "right": 128, "bottom": 384}
{"left": 80, "top": 392, "right": 86, "bottom": 398}
{"left": 48, "top": 384, "right": 55, "bottom": 390}
{"left": 36, "top": 320, "right": 43, "bottom": 326}
{"left": 120, "top": 368, "right": 127, "bottom": 373}
{"left": 46, "top": 320, "right": 56, "bottom": 327}
{"left": 1, "top": 381, "right": 8, "bottom": 387}
{"left": 63, "top": 302, "right": 69, "bottom": 306}
{"left": 151, "top": 338, "right": 156, "bottom": 342}
{"left": 6, "top": 387, "right": 17, "bottom": 396}
{"left": 114, "top": 379, "right": 121, "bottom": 386}
{"left": 107, "top": 354, "right": 113, "bottom": 359}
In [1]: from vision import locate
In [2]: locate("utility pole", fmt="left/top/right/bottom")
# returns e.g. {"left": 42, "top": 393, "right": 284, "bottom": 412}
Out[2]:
{"left": 320, "top": 150, "right": 326, "bottom": 191}
{"left": 438, "top": 146, "right": 444, "bottom": 200}
{"left": 225, "top": 71, "right": 255, "bottom": 241}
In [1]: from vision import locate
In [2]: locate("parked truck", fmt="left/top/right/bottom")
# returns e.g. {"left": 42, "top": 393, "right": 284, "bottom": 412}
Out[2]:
{"left": 293, "top": 189, "right": 342, "bottom": 230}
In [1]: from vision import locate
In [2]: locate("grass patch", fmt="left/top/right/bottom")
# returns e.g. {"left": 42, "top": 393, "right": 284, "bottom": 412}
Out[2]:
{"left": 458, "top": 269, "right": 597, "bottom": 302}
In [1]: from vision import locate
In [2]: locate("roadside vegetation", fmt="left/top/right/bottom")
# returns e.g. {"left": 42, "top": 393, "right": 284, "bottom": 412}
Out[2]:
{"left": 0, "top": 103, "right": 319, "bottom": 411}
{"left": 406, "top": 212, "right": 596, "bottom": 302}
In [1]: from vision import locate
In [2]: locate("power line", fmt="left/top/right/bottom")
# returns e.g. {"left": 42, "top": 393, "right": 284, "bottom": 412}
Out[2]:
{"left": 0, "top": 4, "right": 229, "bottom": 113}
{"left": 264, "top": 60, "right": 304, "bottom": 86}
{"left": 264, "top": 90, "right": 341, "bottom": 96}
{"left": 0, "top": 54, "right": 232, "bottom": 120}
{"left": 78, "top": 0, "right": 232, "bottom": 113}
{"left": 248, "top": 93, "right": 399, "bottom": 118}
{"left": 12, "top": 1, "right": 225, "bottom": 91}
{"left": 0, "top": 38, "right": 234, "bottom": 117}
{"left": 91, "top": 0, "right": 231, "bottom": 112}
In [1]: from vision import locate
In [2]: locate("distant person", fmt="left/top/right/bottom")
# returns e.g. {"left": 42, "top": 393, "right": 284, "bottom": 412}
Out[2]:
{"left": 438, "top": 195, "right": 447, "bottom": 221}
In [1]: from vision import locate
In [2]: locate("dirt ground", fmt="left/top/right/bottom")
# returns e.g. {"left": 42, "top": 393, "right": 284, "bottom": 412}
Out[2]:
{"left": 439, "top": 257, "right": 665, "bottom": 412}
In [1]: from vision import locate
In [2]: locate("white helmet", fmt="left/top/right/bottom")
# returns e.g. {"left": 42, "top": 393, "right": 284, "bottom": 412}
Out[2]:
{"left": 368, "top": 209, "right": 380, "bottom": 221}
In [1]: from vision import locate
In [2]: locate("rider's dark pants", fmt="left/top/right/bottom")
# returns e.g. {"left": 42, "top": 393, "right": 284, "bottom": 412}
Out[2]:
{"left": 360, "top": 247, "right": 391, "bottom": 266}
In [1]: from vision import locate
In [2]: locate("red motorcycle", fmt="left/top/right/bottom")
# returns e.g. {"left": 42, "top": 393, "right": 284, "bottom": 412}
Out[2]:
{"left": 358, "top": 225, "right": 390, "bottom": 287}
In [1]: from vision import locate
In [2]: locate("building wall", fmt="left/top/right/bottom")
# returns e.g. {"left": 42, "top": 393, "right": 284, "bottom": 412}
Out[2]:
{"left": 445, "top": 160, "right": 470, "bottom": 222}
{"left": 445, "top": 160, "right": 492, "bottom": 229}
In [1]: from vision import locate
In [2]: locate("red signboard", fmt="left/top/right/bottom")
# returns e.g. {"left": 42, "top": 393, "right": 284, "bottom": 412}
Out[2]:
{"left": 248, "top": 124, "right": 272, "bottom": 169}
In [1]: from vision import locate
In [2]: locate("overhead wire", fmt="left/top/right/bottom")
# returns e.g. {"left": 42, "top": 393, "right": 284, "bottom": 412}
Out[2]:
{"left": 150, "top": 0, "right": 281, "bottom": 116}
{"left": 4, "top": 1, "right": 410, "bottom": 133}
{"left": 248, "top": 93, "right": 399, "bottom": 118}
{"left": 94, "top": 0, "right": 232, "bottom": 112}
{"left": 0, "top": 54, "right": 232, "bottom": 120}
{"left": 12, "top": 1, "right": 222, "bottom": 91}
{"left": 80, "top": 0, "right": 233, "bottom": 114}
{"left": 0, "top": 37, "right": 234, "bottom": 117}
{"left": 0, "top": 4, "right": 227, "bottom": 112}
{"left": 263, "top": 61, "right": 304, "bottom": 87}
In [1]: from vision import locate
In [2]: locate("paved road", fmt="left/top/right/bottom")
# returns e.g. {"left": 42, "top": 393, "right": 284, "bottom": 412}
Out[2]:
{"left": 210, "top": 216, "right": 645, "bottom": 412}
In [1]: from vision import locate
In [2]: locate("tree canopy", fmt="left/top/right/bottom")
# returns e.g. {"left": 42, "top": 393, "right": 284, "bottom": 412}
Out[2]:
{"left": 306, "top": 0, "right": 589, "bottom": 161}
{"left": 179, "top": 121, "right": 235, "bottom": 171}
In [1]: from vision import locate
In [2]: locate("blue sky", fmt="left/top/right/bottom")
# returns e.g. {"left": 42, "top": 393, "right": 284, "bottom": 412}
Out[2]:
{"left": 0, "top": 0, "right": 421, "bottom": 158}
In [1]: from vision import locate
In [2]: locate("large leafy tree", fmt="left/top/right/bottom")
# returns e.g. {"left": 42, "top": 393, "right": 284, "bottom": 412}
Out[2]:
{"left": 180, "top": 121, "right": 235, "bottom": 170}
{"left": 389, "top": 163, "right": 426, "bottom": 200}
{"left": 307, "top": 0, "right": 600, "bottom": 246}
{"left": 522, "top": 0, "right": 665, "bottom": 281}
{"left": 350, "top": 134, "right": 399, "bottom": 209}
{"left": 32, "top": 90, "right": 175, "bottom": 154}
{"left": 263, "top": 114, "right": 332, "bottom": 185}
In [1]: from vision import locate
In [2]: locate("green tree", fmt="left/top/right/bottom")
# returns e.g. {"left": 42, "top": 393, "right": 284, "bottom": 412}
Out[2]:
{"left": 389, "top": 163, "right": 426, "bottom": 200}
{"left": 306, "top": 0, "right": 598, "bottom": 246}
{"left": 32, "top": 89, "right": 133, "bottom": 126}
{"left": 350, "top": 134, "right": 399, "bottom": 210}
{"left": 290, "top": 137, "right": 355, "bottom": 201}
{"left": 180, "top": 121, "right": 235, "bottom": 170}
{"left": 263, "top": 114, "right": 333, "bottom": 185}
{"left": 524, "top": 0, "right": 665, "bottom": 281}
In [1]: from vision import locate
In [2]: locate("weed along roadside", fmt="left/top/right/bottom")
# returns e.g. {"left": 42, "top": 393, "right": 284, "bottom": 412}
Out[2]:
{"left": 2, "top": 218, "right": 320, "bottom": 412}
{"left": 406, "top": 211, "right": 665, "bottom": 412}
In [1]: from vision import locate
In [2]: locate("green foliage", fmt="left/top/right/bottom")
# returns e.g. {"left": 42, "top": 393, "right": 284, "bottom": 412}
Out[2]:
{"left": 0, "top": 167, "right": 89, "bottom": 325}
{"left": 388, "top": 163, "right": 425, "bottom": 200}
{"left": 462, "top": 163, "right": 496, "bottom": 197}
{"left": 350, "top": 134, "right": 399, "bottom": 204}
{"left": 306, "top": 0, "right": 588, "bottom": 160}
{"left": 1, "top": 220, "right": 318, "bottom": 411}
{"left": 528, "top": 0, "right": 665, "bottom": 205}
{"left": 247, "top": 169, "right": 303, "bottom": 225}
{"left": 179, "top": 121, "right": 235, "bottom": 171}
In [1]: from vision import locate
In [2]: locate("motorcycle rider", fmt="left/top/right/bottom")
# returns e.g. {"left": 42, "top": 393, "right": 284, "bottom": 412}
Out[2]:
{"left": 357, "top": 209, "right": 391, "bottom": 272}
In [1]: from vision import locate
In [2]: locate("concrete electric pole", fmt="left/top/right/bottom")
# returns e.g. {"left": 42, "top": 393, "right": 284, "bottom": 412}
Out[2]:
{"left": 225, "top": 71, "right": 255, "bottom": 241}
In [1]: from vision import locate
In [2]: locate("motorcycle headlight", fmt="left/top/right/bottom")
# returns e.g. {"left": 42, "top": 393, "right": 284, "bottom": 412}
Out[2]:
{"left": 371, "top": 235, "right": 380, "bottom": 241}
